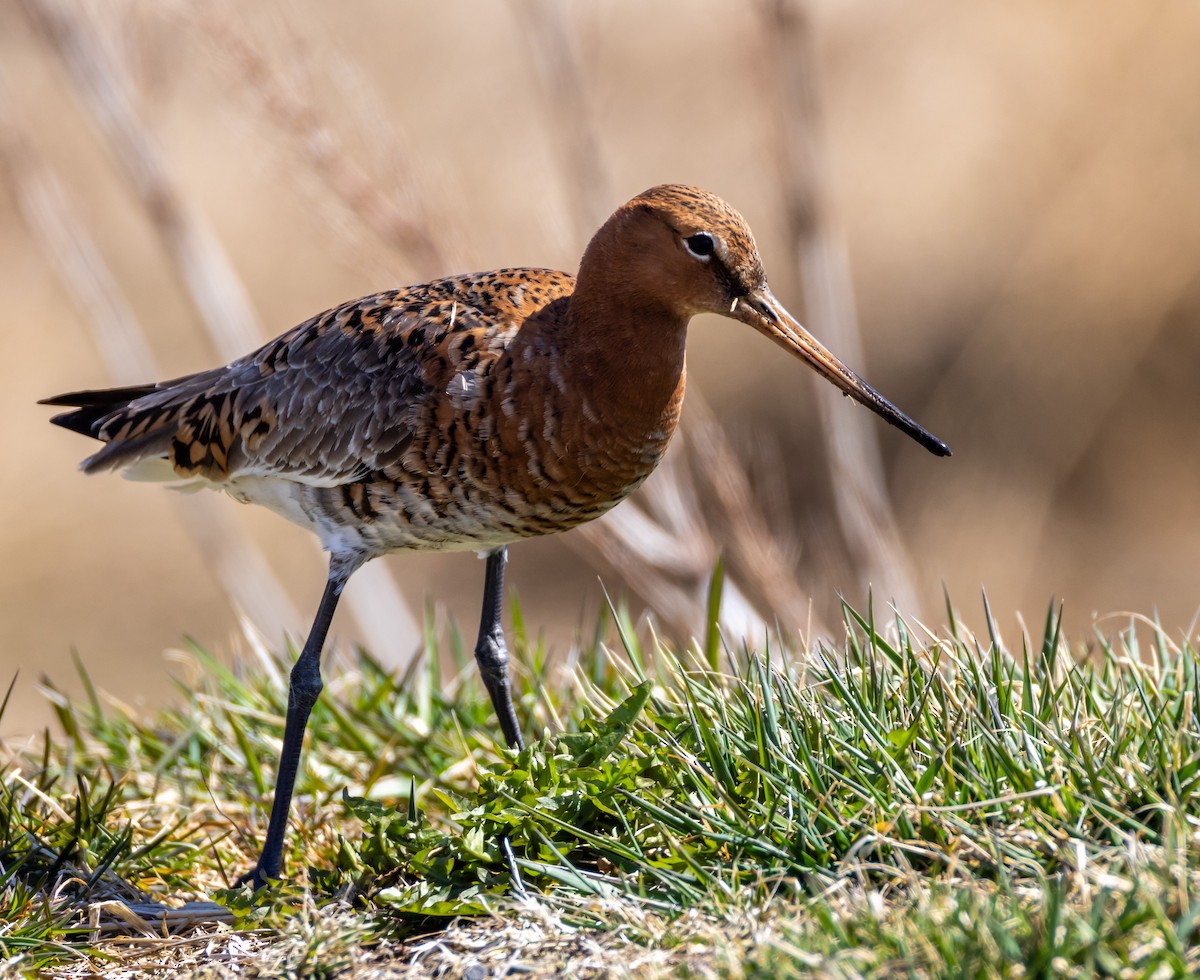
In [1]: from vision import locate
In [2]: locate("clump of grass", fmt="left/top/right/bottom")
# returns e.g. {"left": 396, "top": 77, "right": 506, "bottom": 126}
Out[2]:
{"left": 3, "top": 594, "right": 1200, "bottom": 976}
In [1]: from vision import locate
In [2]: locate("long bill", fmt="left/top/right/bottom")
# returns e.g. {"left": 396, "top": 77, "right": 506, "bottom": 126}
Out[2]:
{"left": 733, "top": 288, "right": 951, "bottom": 458}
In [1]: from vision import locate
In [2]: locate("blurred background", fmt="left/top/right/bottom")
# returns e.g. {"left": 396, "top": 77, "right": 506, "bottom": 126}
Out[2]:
{"left": 3, "top": 0, "right": 1200, "bottom": 737}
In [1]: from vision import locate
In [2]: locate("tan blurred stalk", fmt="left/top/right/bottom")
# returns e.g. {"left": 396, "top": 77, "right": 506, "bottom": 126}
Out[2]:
{"left": 509, "top": 0, "right": 612, "bottom": 245}
{"left": 17, "top": 0, "right": 422, "bottom": 665}
{"left": 14, "top": 0, "right": 880, "bottom": 655}
{"left": 758, "top": 0, "right": 921, "bottom": 617}
{"left": 515, "top": 0, "right": 826, "bottom": 642}
{"left": 188, "top": 0, "right": 454, "bottom": 282}
{"left": 0, "top": 73, "right": 302, "bottom": 639}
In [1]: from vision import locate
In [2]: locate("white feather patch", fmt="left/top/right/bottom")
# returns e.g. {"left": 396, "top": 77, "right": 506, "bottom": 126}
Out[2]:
{"left": 120, "top": 457, "right": 210, "bottom": 494}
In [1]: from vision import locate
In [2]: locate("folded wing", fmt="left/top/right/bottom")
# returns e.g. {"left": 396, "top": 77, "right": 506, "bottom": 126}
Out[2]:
{"left": 42, "top": 270, "right": 574, "bottom": 488}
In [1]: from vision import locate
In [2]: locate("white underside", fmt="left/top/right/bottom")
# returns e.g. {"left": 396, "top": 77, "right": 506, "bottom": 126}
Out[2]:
{"left": 124, "top": 457, "right": 522, "bottom": 558}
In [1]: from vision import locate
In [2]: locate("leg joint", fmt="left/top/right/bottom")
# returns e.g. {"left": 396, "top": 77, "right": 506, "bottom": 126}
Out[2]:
{"left": 474, "top": 628, "right": 509, "bottom": 680}
{"left": 289, "top": 659, "right": 324, "bottom": 706}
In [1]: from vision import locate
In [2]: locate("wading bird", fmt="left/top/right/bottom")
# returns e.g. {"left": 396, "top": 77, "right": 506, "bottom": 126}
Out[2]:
{"left": 42, "top": 184, "right": 950, "bottom": 887}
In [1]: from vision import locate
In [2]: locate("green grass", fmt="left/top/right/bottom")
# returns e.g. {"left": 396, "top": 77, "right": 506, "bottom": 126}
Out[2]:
{"left": 3, "top": 594, "right": 1200, "bottom": 977}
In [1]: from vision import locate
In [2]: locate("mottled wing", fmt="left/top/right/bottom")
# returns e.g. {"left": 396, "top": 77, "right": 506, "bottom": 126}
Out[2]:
{"left": 50, "top": 269, "right": 576, "bottom": 485}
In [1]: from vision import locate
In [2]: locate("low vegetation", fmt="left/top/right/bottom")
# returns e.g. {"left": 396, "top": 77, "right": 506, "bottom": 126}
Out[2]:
{"left": 3, "top": 593, "right": 1199, "bottom": 977}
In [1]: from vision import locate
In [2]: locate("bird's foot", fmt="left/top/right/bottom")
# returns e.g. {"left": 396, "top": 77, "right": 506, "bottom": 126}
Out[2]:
{"left": 235, "top": 865, "right": 274, "bottom": 891}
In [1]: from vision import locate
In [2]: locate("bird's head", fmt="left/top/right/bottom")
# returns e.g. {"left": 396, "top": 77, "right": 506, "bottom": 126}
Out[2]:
{"left": 581, "top": 183, "right": 951, "bottom": 457}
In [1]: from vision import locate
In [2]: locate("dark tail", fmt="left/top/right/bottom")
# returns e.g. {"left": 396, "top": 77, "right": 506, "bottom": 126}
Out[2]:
{"left": 39, "top": 384, "right": 163, "bottom": 440}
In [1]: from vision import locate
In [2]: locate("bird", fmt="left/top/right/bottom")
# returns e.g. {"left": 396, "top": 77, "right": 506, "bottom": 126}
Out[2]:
{"left": 41, "top": 184, "right": 950, "bottom": 888}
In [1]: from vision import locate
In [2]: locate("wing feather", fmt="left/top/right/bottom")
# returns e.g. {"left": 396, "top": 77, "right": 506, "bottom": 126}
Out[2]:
{"left": 47, "top": 269, "right": 576, "bottom": 486}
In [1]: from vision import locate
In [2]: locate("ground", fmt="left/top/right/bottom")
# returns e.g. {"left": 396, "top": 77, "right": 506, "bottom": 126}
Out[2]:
{"left": 4, "top": 598, "right": 1199, "bottom": 977}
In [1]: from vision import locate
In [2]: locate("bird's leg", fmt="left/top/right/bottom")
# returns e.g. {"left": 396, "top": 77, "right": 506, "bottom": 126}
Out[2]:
{"left": 240, "top": 560, "right": 352, "bottom": 889}
{"left": 475, "top": 546, "right": 524, "bottom": 749}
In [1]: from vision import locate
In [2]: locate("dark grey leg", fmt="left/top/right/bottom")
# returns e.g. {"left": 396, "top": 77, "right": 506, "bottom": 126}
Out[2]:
{"left": 475, "top": 547, "right": 524, "bottom": 749}
{"left": 240, "top": 563, "right": 350, "bottom": 888}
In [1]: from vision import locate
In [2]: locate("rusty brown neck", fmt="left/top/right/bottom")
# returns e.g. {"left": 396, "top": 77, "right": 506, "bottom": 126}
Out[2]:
{"left": 563, "top": 294, "right": 686, "bottom": 428}
{"left": 557, "top": 224, "right": 691, "bottom": 434}
{"left": 492, "top": 260, "right": 690, "bottom": 517}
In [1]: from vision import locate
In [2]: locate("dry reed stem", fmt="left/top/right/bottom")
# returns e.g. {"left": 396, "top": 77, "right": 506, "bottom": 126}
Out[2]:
{"left": 508, "top": 0, "right": 613, "bottom": 241}
{"left": 86, "top": 900, "right": 236, "bottom": 939}
{"left": 198, "top": 0, "right": 830, "bottom": 644}
{"left": 575, "top": 438, "right": 764, "bottom": 640}
{"left": 683, "top": 396, "right": 818, "bottom": 630}
{"left": 185, "top": 0, "right": 800, "bottom": 643}
{"left": 0, "top": 70, "right": 302, "bottom": 640}
{"left": 517, "top": 2, "right": 826, "bottom": 641}
{"left": 18, "top": 0, "right": 422, "bottom": 665}
{"left": 758, "top": 0, "right": 922, "bottom": 617}
{"left": 187, "top": 0, "right": 452, "bottom": 282}
{"left": 17, "top": 0, "right": 260, "bottom": 363}
{"left": 19, "top": 0, "right": 836, "bottom": 648}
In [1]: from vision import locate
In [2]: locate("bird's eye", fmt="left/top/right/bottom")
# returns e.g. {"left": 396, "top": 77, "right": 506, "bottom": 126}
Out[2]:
{"left": 683, "top": 232, "right": 716, "bottom": 260}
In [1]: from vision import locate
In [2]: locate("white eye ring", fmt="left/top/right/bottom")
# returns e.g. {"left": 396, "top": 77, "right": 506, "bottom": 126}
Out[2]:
{"left": 683, "top": 232, "right": 717, "bottom": 261}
